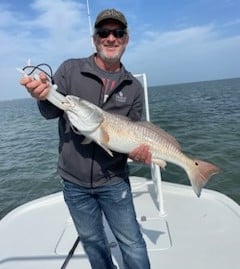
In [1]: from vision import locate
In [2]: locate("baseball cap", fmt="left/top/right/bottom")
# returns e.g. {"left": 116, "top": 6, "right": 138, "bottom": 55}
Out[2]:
{"left": 94, "top": 9, "right": 127, "bottom": 29}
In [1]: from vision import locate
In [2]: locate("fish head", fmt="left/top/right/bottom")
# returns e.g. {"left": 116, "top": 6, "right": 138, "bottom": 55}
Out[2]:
{"left": 65, "top": 95, "right": 104, "bottom": 133}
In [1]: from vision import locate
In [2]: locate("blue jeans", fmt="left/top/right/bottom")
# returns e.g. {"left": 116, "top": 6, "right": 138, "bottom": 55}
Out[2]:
{"left": 62, "top": 179, "right": 150, "bottom": 269}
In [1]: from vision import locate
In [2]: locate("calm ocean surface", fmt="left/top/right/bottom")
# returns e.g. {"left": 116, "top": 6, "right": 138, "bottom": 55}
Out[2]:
{"left": 0, "top": 78, "right": 240, "bottom": 219}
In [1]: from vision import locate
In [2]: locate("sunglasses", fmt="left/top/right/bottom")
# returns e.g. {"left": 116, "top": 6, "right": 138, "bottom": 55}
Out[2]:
{"left": 96, "top": 28, "right": 127, "bottom": 38}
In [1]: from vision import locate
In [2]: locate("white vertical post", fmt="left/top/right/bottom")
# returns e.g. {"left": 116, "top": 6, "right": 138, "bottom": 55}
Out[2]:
{"left": 134, "top": 73, "right": 166, "bottom": 216}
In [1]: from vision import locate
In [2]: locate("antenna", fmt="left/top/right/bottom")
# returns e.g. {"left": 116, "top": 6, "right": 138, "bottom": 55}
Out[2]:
{"left": 86, "top": 0, "right": 95, "bottom": 51}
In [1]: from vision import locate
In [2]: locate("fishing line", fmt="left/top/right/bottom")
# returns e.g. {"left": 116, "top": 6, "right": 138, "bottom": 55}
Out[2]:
{"left": 22, "top": 63, "right": 54, "bottom": 84}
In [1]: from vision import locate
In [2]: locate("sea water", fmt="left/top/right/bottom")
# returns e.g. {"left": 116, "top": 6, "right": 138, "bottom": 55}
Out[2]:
{"left": 0, "top": 78, "right": 239, "bottom": 219}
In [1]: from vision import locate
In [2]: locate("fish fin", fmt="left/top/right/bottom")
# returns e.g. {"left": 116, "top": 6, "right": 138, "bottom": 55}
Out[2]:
{"left": 83, "top": 137, "right": 113, "bottom": 156}
{"left": 187, "top": 159, "right": 221, "bottom": 197}
{"left": 137, "top": 121, "right": 181, "bottom": 150}
{"left": 70, "top": 123, "right": 82, "bottom": 135}
{"left": 97, "top": 127, "right": 113, "bottom": 157}
{"left": 152, "top": 158, "right": 167, "bottom": 169}
{"left": 81, "top": 137, "right": 92, "bottom": 144}
{"left": 98, "top": 143, "right": 113, "bottom": 157}
{"left": 70, "top": 124, "right": 93, "bottom": 144}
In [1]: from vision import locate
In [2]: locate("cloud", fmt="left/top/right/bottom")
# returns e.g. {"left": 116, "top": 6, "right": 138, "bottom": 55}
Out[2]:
{"left": 125, "top": 24, "right": 240, "bottom": 85}
{"left": 1, "top": 0, "right": 93, "bottom": 100}
{"left": 0, "top": 0, "right": 240, "bottom": 100}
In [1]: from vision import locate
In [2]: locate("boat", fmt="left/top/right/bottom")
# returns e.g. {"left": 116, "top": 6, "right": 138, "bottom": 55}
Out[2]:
{"left": 0, "top": 73, "right": 240, "bottom": 269}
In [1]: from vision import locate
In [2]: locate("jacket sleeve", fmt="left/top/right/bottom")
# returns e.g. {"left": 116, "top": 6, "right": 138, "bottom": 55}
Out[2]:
{"left": 37, "top": 100, "right": 63, "bottom": 119}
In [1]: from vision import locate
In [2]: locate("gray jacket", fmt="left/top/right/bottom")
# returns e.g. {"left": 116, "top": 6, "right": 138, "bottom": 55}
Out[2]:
{"left": 38, "top": 54, "right": 144, "bottom": 187}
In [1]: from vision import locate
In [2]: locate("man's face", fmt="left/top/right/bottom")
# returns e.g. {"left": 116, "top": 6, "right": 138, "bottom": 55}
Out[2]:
{"left": 94, "top": 20, "right": 129, "bottom": 64}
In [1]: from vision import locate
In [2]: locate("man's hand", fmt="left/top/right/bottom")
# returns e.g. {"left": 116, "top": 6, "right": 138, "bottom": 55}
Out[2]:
{"left": 129, "top": 144, "right": 152, "bottom": 165}
{"left": 20, "top": 72, "right": 50, "bottom": 100}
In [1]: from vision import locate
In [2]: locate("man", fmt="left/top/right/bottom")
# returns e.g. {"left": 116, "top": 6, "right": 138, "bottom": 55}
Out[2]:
{"left": 20, "top": 8, "right": 151, "bottom": 269}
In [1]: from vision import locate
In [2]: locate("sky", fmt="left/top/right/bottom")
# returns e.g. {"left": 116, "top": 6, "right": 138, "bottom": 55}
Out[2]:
{"left": 1, "top": 0, "right": 240, "bottom": 100}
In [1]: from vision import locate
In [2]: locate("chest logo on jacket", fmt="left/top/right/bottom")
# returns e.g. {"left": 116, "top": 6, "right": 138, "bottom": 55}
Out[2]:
{"left": 115, "top": 91, "right": 127, "bottom": 103}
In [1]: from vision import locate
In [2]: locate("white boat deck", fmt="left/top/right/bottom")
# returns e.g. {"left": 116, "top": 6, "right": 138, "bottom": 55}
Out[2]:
{"left": 0, "top": 176, "right": 240, "bottom": 269}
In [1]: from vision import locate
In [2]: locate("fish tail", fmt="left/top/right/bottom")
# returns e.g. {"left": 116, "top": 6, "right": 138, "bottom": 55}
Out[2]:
{"left": 187, "top": 159, "right": 221, "bottom": 197}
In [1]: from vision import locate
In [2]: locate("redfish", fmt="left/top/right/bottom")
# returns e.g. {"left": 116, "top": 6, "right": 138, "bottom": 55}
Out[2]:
{"left": 64, "top": 95, "right": 220, "bottom": 197}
